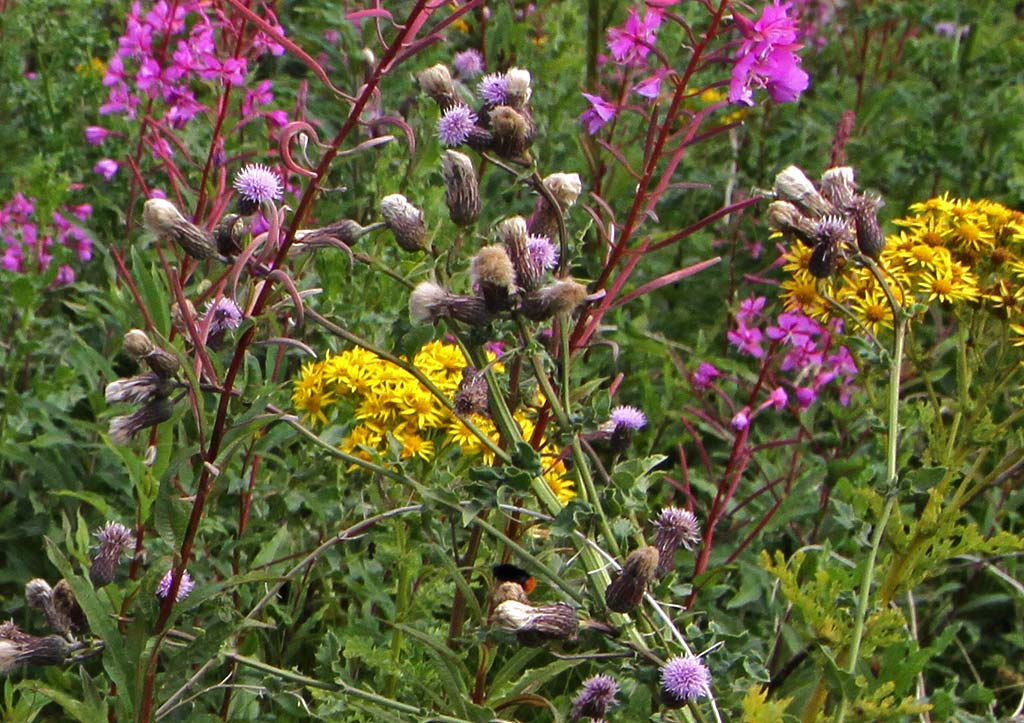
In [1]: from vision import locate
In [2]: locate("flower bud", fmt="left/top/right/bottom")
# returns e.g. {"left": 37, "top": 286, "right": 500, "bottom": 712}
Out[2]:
{"left": 171, "top": 299, "right": 197, "bottom": 334}
{"left": 295, "top": 220, "right": 383, "bottom": 249}
{"left": 441, "top": 150, "right": 481, "bottom": 226}
{"left": 143, "top": 199, "right": 220, "bottom": 261}
{"left": 416, "top": 64, "right": 458, "bottom": 111}
{"left": 381, "top": 194, "right": 428, "bottom": 252}
{"left": 488, "top": 106, "right": 534, "bottom": 159}
{"left": 503, "top": 67, "right": 532, "bottom": 108}
{"left": 214, "top": 213, "right": 246, "bottom": 257}
{"left": 851, "top": 195, "right": 885, "bottom": 258}
{"left": 604, "top": 546, "right": 659, "bottom": 613}
{"left": 773, "top": 166, "right": 835, "bottom": 218}
{"left": 492, "top": 600, "right": 579, "bottom": 646}
{"left": 528, "top": 172, "right": 583, "bottom": 240}
{"left": 109, "top": 397, "right": 175, "bottom": 445}
{"left": 766, "top": 200, "right": 818, "bottom": 248}
{"left": 145, "top": 347, "right": 181, "bottom": 379}
{"left": 105, "top": 372, "right": 173, "bottom": 405}
{"left": 520, "top": 280, "right": 589, "bottom": 321}
{"left": 471, "top": 246, "right": 516, "bottom": 312}
{"left": 819, "top": 166, "right": 857, "bottom": 211}
{"left": 123, "top": 329, "right": 155, "bottom": 359}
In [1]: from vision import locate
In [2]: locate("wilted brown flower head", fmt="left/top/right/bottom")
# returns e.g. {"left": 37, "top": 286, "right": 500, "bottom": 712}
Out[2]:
{"left": 604, "top": 546, "right": 659, "bottom": 613}
{"left": 143, "top": 198, "right": 221, "bottom": 261}
{"left": 381, "top": 194, "right": 429, "bottom": 252}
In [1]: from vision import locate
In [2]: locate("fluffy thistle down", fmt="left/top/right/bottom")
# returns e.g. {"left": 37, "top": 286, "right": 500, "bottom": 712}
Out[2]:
{"left": 503, "top": 67, "right": 532, "bottom": 108}
{"left": 441, "top": 150, "right": 480, "bottom": 226}
{"left": 380, "top": 194, "right": 429, "bottom": 252}
{"left": 417, "top": 63, "right": 458, "bottom": 111}
{"left": 471, "top": 246, "right": 516, "bottom": 311}
{"left": 527, "top": 172, "right": 583, "bottom": 240}
{"left": 491, "top": 600, "right": 579, "bottom": 646}
{"left": 109, "top": 398, "right": 175, "bottom": 445}
{"left": 773, "top": 165, "right": 835, "bottom": 218}
{"left": 409, "top": 282, "right": 491, "bottom": 326}
{"left": 142, "top": 198, "right": 221, "bottom": 261}
{"left": 520, "top": 280, "right": 589, "bottom": 321}
{"left": 496, "top": 216, "right": 536, "bottom": 290}
{"left": 105, "top": 373, "right": 173, "bottom": 405}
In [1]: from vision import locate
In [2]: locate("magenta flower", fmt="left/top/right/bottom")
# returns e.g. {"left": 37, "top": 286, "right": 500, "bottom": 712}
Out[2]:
{"left": 693, "top": 362, "right": 721, "bottom": 389}
{"left": 731, "top": 409, "right": 750, "bottom": 431}
{"left": 736, "top": 295, "right": 767, "bottom": 326}
{"left": 233, "top": 164, "right": 282, "bottom": 204}
{"left": 580, "top": 92, "right": 617, "bottom": 134}
{"left": 526, "top": 234, "right": 558, "bottom": 271}
{"left": 94, "top": 159, "right": 120, "bottom": 181}
{"left": 727, "top": 323, "right": 764, "bottom": 358}
{"left": 607, "top": 8, "right": 663, "bottom": 63}
{"left": 85, "top": 126, "right": 110, "bottom": 145}
{"left": 765, "top": 386, "right": 788, "bottom": 410}
{"left": 633, "top": 69, "right": 668, "bottom": 99}
{"left": 610, "top": 405, "right": 647, "bottom": 431}
{"left": 438, "top": 105, "right": 478, "bottom": 147}
{"left": 729, "top": 1, "right": 809, "bottom": 106}
{"left": 661, "top": 655, "right": 712, "bottom": 706}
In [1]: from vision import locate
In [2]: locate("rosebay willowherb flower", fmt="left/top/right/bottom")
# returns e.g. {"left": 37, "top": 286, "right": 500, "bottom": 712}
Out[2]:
{"left": 380, "top": 194, "right": 429, "bottom": 252}
{"left": 441, "top": 150, "right": 481, "bottom": 226}
{"left": 409, "top": 281, "right": 492, "bottom": 327}
{"left": 143, "top": 198, "right": 221, "bottom": 262}
{"left": 0, "top": 622, "right": 69, "bottom": 672}
{"left": 653, "top": 507, "right": 701, "bottom": 577}
{"left": 233, "top": 163, "right": 283, "bottom": 215}
{"left": 605, "top": 545, "right": 659, "bottom": 613}
{"left": 660, "top": 654, "right": 712, "bottom": 707}
{"left": 491, "top": 599, "right": 579, "bottom": 646}
{"left": 90, "top": 521, "right": 136, "bottom": 587}
{"left": 471, "top": 246, "right": 516, "bottom": 312}
{"left": 417, "top": 63, "right": 459, "bottom": 111}
{"left": 157, "top": 568, "right": 195, "bottom": 602}
{"left": 571, "top": 674, "right": 620, "bottom": 722}
{"left": 527, "top": 172, "right": 583, "bottom": 241}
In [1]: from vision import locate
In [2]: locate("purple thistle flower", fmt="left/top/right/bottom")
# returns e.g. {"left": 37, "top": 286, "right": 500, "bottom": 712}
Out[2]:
{"left": 94, "top": 159, "right": 119, "bottom": 181}
{"left": 661, "top": 655, "right": 712, "bottom": 707}
{"left": 233, "top": 164, "right": 282, "bottom": 204}
{"left": 477, "top": 73, "right": 508, "bottom": 104}
{"left": 571, "top": 674, "right": 620, "bottom": 721}
{"left": 454, "top": 48, "right": 485, "bottom": 79}
{"left": 653, "top": 507, "right": 701, "bottom": 576}
{"left": 95, "top": 521, "right": 135, "bottom": 555}
{"left": 527, "top": 234, "right": 559, "bottom": 271}
{"left": 580, "top": 92, "right": 617, "bottom": 135}
{"left": 610, "top": 405, "right": 646, "bottom": 431}
{"left": 437, "top": 105, "right": 478, "bottom": 147}
{"left": 156, "top": 568, "right": 195, "bottom": 602}
{"left": 203, "top": 297, "right": 244, "bottom": 335}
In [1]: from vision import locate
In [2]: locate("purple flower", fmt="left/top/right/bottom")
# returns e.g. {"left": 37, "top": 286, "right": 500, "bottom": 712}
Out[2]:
{"left": 95, "top": 521, "right": 135, "bottom": 556}
{"left": 54, "top": 265, "right": 76, "bottom": 285}
{"left": 438, "top": 105, "right": 478, "bottom": 147}
{"left": 85, "top": 126, "right": 110, "bottom": 145}
{"left": 157, "top": 568, "right": 195, "bottom": 602}
{"left": 765, "top": 386, "right": 788, "bottom": 410}
{"left": 233, "top": 163, "right": 282, "bottom": 204}
{"left": 203, "top": 297, "right": 244, "bottom": 335}
{"left": 727, "top": 323, "right": 764, "bottom": 358}
{"left": 580, "top": 92, "right": 617, "bottom": 135}
{"left": 527, "top": 234, "right": 559, "bottom": 271}
{"left": 731, "top": 409, "right": 750, "bottom": 431}
{"left": 729, "top": 1, "right": 808, "bottom": 106}
{"left": 94, "top": 159, "right": 120, "bottom": 181}
{"left": 477, "top": 73, "right": 508, "bottom": 105}
{"left": 693, "top": 362, "right": 721, "bottom": 389}
{"left": 572, "top": 674, "right": 620, "bottom": 720}
{"left": 766, "top": 311, "right": 818, "bottom": 348}
{"left": 661, "top": 655, "right": 712, "bottom": 706}
{"left": 653, "top": 507, "right": 702, "bottom": 576}
{"left": 454, "top": 48, "right": 485, "bottom": 79}
{"left": 607, "top": 8, "right": 663, "bottom": 63}
{"left": 633, "top": 69, "right": 668, "bottom": 99}
{"left": 736, "top": 296, "right": 766, "bottom": 326}
{"left": 795, "top": 386, "right": 816, "bottom": 408}
{"left": 610, "top": 404, "right": 647, "bottom": 431}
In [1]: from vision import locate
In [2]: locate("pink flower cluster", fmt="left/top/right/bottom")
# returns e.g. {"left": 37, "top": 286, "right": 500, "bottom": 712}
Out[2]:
{"left": 1, "top": 193, "right": 94, "bottom": 285}
{"left": 728, "top": 1, "right": 810, "bottom": 106}
{"left": 97, "top": 0, "right": 288, "bottom": 153}
{"left": 724, "top": 296, "right": 857, "bottom": 408}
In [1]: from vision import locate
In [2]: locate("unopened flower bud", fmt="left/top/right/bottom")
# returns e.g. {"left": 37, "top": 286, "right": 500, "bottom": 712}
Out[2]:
{"left": 105, "top": 372, "right": 173, "bottom": 405}
{"left": 773, "top": 166, "right": 835, "bottom": 218}
{"left": 766, "top": 200, "right": 818, "bottom": 248}
{"left": 295, "top": 220, "right": 383, "bottom": 250}
{"left": 496, "top": 216, "right": 534, "bottom": 289}
{"left": 471, "top": 246, "right": 516, "bottom": 312}
{"left": 488, "top": 106, "right": 534, "bottom": 159}
{"left": 143, "top": 199, "right": 220, "bottom": 261}
{"left": 851, "top": 195, "right": 885, "bottom": 258}
{"left": 409, "top": 282, "right": 492, "bottom": 326}
{"left": 0, "top": 623, "right": 69, "bottom": 671}
{"left": 604, "top": 546, "right": 659, "bottom": 613}
{"left": 25, "top": 579, "right": 52, "bottom": 612}
{"left": 144, "top": 347, "right": 181, "bottom": 379}
{"left": 109, "top": 397, "right": 175, "bottom": 445}
{"left": 503, "top": 67, "right": 532, "bottom": 108}
{"left": 492, "top": 600, "right": 578, "bottom": 646}
{"left": 51, "top": 579, "right": 87, "bottom": 634}
{"left": 417, "top": 64, "right": 458, "bottom": 111}
{"left": 819, "top": 166, "right": 857, "bottom": 211}
{"left": 528, "top": 172, "right": 583, "bottom": 240}
{"left": 454, "top": 367, "right": 490, "bottom": 416}
{"left": 214, "top": 213, "right": 246, "bottom": 256}
{"left": 520, "top": 280, "right": 589, "bottom": 321}
{"left": 653, "top": 507, "right": 701, "bottom": 577}
{"left": 123, "top": 329, "right": 155, "bottom": 359}
{"left": 381, "top": 194, "right": 429, "bottom": 252}
{"left": 441, "top": 150, "right": 481, "bottom": 226}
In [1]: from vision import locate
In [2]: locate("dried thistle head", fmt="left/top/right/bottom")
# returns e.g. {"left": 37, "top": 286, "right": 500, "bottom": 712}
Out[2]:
{"left": 491, "top": 600, "right": 578, "bottom": 646}
{"left": 766, "top": 200, "right": 818, "bottom": 248}
{"left": 381, "top": 194, "right": 429, "bottom": 252}
{"left": 142, "top": 199, "right": 220, "bottom": 261}
{"left": 520, "top": 280, "right": 589, "bottom": 321}
{"left": 408, "top": 282, "right": 491, "bottom": 327}
{"left": 0, "top": 623, "right": 69, "bottom": 672}
{"left": 441, "top": 150, "right": 481, "bottom": 226}
{"left": 503, "top": 67, "right": 532, "bottom": 108}
{"left": 488, "top": 106, "right": 534, "bottom": 160}
{"left": 819, "top": 166, "right": 857, "bottom": 211}
{"left": 471, "top": 245, "right": 516, "bottom": 312}
{"left": 105, "top": 373, "right": 173, "bottom": 405}
{"left": 528, "top": 172, "right": 582, "bottom": 239}
{"left": 773, "top": 166, "right": 835, "bottom": 218}
{"left": 604, "top": 546, "right": 659, "bottom": 613}
{"left": 109, "top": 398, "right": 175, "bottom": 446}
{"left": 417, "top": 63, "right": 458, "bottom": 111}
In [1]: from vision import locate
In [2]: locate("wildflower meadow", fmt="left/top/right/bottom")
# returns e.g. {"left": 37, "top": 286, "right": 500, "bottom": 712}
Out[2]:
{"left": 1, "top": 0, "right": 1023, "bottom": 721}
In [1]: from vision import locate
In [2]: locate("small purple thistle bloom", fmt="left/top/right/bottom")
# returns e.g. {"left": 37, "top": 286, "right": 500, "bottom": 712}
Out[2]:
{"left": 157, "top": 568, "right": 195, "bottom": 602}
{"left": 95, "top": 521, "right": 135, "bottom": 554}
{"left": 94, "top": 159, "right": 120, "bottom": 181}
{"left": 610, "top": 404, "right": 647, "bottom": 431}
{"left": 580, "top": 92, "right": 617, "bottom": 135}
{"left": 438, "top": 105, "right": 478, "bottom": 147}
{"left": 233, "top": 163, "right": 283, "bottom": 204}
{"left": 572, "top": 673, "right": 620, "bottom": 721}
{"left": 477, "top": 73, "right": 508, "bottom": 104}
{"left": 661, "top": 655, "right": 712, "bottom": 706}
{"left": 527, "top": 234, "right": 559, "bottom": 271}
{"left": 453, "top": 48, "right": 485, "bottom": 79}
{"left": 203, "top": 297, "right": 244, "bottom": 335}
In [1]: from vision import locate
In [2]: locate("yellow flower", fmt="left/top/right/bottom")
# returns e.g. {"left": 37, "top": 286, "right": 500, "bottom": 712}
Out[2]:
{"left": 397, "top": 432, "right": 435, "bottom": 461}
{"left": 917, "top": 267, "right": 979, "bottom": 304}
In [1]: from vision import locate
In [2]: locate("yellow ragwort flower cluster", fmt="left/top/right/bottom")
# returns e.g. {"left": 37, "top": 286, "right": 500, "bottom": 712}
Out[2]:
{"left": 292, "top": 340, "right": 576, "bottom": 504}
{"left": 781, "top": 195, "right": 1024, "bottom": 336}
